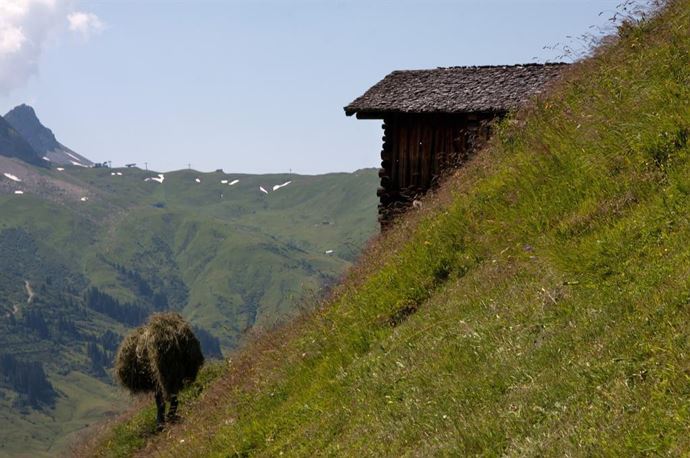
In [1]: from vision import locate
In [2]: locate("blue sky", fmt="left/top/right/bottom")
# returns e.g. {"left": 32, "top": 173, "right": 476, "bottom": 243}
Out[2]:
{"left": 0, "top": 0, "right": 623, "bottom": 174}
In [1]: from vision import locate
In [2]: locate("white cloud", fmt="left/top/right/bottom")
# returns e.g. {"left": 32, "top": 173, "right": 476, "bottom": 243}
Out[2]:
{"left": 0, "top": 0, "right": 103, "bottom": 94}
{"left": 67, "top": 11, "right": 104, "bottom": 39}
{"left": 0, "top": 25, "right": 26, "bottom": 54}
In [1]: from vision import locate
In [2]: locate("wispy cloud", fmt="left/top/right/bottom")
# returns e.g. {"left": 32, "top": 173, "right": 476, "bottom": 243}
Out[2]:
{"left": 0, "top": 0, "right": 104, "bottom": 94}
{"left": 67, "top": 11, "right": 104, "bottom": 39}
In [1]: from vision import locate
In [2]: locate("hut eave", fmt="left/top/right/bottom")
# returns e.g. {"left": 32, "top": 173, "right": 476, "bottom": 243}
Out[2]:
{"left": 344, "top": 63, "right": 569, "bottom": 117}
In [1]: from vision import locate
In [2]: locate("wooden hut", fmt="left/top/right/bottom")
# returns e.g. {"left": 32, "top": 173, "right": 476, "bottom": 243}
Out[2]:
{"left": 345, "top": 63, "right": 568, "bottom": 227}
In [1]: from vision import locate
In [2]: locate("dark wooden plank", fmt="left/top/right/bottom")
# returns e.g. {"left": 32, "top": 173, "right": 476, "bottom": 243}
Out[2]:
{"left": 397, "top": 120, "right": 406, "bottom": 192}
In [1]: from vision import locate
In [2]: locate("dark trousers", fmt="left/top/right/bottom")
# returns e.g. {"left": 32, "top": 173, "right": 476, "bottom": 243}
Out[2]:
{"left": 155, "top": 390, "right": 179, "bottom": 427}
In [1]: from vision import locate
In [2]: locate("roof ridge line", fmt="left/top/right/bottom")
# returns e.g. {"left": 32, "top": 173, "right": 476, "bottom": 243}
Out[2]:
{"left": 388, "top": 62, "right": 570, "bottom": 74}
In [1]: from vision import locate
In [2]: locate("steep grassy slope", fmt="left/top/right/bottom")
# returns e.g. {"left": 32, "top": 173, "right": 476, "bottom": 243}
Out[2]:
{"left": 0, "top": 166, "right": 377, "bottom": 457}
{"left": 89, "top": 1, "right": 690, "bottom": 456}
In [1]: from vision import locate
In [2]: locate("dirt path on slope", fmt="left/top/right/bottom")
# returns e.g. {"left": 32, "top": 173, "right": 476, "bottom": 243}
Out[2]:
{"left": 25, "top": 280, "right": 35, "bottom": 304}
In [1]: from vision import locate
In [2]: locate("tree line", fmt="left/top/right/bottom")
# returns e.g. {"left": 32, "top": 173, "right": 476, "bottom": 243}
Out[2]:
{"left": 0, "top": 354, "right": 56, "bottom": 409}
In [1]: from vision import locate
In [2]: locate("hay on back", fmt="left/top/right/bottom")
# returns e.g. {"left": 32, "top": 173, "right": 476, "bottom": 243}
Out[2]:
{"left": 144, "top": 312, "right": 204, "bottom": 398}
{"left": 115, "top": 326, "right": 157, "bottom": 394}
{"left": 114, "top": 312, "right": 204, "bottom": 399}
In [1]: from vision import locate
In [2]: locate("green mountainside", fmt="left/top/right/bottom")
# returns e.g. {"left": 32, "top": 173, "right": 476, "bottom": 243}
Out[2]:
{"left": 86, "top": 1, "right": 690, "bottom": 456}
{"left": 0, "top": 162, "right": 378, "bottom": 457}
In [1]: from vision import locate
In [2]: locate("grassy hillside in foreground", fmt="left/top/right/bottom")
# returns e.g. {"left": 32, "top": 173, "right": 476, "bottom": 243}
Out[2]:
{"left": 0, "top": 166, "right": 377, "bottom": 457}
{"left": 88, "top": 2, "right": 689, "bottom": 456}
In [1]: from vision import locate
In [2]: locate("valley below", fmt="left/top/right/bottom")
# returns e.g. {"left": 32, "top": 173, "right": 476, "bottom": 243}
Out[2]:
{"left": 0, "top": 161, "right": 378, "bottom": 456}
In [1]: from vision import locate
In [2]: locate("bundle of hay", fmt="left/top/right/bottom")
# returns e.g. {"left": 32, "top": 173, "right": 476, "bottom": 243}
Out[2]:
{"left": 114, "top": 327, "right": 157, "bottom": 394}
{"left": 115, "top": 312, "right": 204, "bottom": 399}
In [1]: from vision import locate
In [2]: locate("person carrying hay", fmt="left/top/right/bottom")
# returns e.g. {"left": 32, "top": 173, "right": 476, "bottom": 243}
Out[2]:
{"left": 114, "top": 312, "right": 204, "bottom": 430}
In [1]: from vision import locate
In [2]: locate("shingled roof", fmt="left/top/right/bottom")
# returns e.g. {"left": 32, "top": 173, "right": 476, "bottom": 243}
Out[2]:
{"left": 344, "top": 63, "right": 569, "bottom": 117}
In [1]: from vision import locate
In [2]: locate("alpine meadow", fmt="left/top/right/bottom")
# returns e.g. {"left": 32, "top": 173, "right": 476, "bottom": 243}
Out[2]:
{"left": 0, "top": 0, "right": 689, "bottom": 457}
{"left": 80, "top": 0, "right": 690, "bottom": 456}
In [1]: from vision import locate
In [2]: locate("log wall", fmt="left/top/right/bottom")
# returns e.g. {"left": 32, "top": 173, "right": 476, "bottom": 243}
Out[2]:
{"left": 377, "top": 113, "right": 497, "bottom": 227}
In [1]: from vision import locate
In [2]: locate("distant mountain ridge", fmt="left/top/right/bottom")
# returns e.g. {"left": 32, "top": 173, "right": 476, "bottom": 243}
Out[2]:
{"left": 0, "top": 115, "right": 47, "bottom": 167}
{"left": 3, "top": 104, "right": 92, "bottom": 167}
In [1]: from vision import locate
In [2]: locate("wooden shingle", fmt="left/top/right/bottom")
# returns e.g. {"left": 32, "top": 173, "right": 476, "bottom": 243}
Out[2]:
{"left": 345, "top": 63, "right": 568, "bottom": 118}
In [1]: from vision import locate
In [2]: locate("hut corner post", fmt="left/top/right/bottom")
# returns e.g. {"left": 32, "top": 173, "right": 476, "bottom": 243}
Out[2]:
{"left": 377, "top": 117, "right": 397, "bottom": 228}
